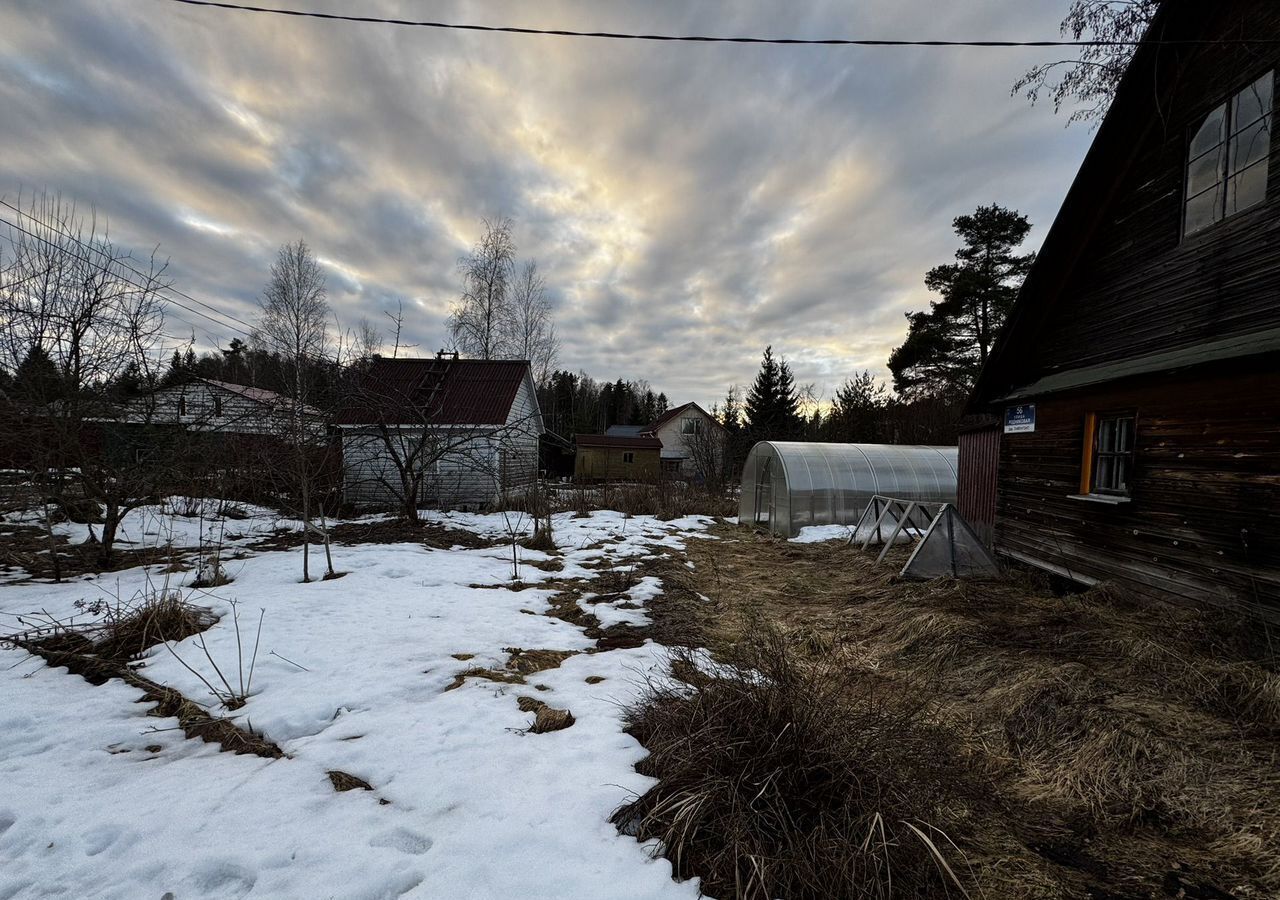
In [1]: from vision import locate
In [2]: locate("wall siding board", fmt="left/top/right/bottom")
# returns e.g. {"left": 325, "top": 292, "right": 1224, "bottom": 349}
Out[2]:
{"left": 994, "top": 368, "right": 1280, "bottom": 619}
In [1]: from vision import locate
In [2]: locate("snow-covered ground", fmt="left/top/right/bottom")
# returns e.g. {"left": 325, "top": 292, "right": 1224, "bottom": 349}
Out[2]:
{"left": 0, "top": 508, "right": 717, "bottom": 900}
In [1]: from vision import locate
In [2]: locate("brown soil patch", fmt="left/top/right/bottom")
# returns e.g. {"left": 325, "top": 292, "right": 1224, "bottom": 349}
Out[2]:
{"left": 0, "top": 519, "right": 187, "bottom": 582}
{"left": 584, "top": 675, "right": 606, "bottom": 684}
{"left": 250, "top": 518, "right": 497, "bottom": 553}
{"left": 622, "top": 521, "right": 1280, "bottom": 899}
{"left": 327, "top": 770, "right": 374, "bottom": 792}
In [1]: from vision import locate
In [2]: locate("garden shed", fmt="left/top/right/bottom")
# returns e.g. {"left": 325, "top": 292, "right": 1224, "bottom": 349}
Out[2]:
{"left": 739, "top": 442, "right": 959, "bottom": 538}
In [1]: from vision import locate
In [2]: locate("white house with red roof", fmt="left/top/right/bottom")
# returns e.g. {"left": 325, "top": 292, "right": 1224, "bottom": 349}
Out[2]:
{"left": 336, "top": 356, "right": 544, "bottom": 511}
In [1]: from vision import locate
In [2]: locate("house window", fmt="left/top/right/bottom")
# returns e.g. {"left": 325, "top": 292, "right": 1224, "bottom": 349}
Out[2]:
{"left": 213, "top": 396, "right": 223, "bottom": 417}
{"left": 623, "top": 451, "right": 635, "bottom": 464}
{"left": 1082, "top": 412, "right": 1136, "bottom": 496}
{"left": 1185, "top": 70, "right": 1273, "bottom": 235}
{"left": 178, "top": 396, "right": 187, "bottom": 416}
{"left": 681, "top": 417, "right": 701, "bottom": 435}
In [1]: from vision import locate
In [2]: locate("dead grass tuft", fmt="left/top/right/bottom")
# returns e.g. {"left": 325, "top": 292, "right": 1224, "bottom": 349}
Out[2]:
{"left": 519, "top": 527, "right": 559, "bottom": 556}
{"left": 530, "top": 705, "right": 575, "bottom": 733}
{"left": 614, "top": 623, "right": 980, "bottom": 900}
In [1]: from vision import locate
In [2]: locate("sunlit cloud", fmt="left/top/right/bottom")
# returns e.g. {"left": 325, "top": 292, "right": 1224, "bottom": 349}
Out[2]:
{"left": 0, "top": 0, "right": 1093, "bottom": 406}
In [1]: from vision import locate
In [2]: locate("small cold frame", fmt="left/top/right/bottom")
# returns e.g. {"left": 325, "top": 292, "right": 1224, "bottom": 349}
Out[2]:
{"left": 1091, "top": 413, "right": 1136, "bottom": 495}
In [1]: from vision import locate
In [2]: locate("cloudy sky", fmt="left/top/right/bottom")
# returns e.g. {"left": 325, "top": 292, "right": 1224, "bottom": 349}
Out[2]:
{"left": 0, "top": 0, "right": 1094, "bottom": 408}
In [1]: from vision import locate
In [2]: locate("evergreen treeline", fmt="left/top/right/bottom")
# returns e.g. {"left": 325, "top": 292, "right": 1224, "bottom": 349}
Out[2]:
{"left": 537, "top": 371, "right": 668, "bottom": 440}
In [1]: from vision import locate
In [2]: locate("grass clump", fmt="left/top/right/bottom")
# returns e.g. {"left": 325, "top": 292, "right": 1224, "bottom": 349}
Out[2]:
{"left": 613, "top": 623, "right": 980, "bottom": 900}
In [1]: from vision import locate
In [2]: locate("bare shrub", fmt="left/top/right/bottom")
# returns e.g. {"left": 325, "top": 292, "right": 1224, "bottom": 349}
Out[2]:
{"left": 613, "top": 623, "right": 979, "bottom": 900}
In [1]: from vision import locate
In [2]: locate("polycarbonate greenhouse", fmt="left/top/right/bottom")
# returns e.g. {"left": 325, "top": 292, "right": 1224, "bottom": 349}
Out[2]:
{"left": 738, "top": 442, "right": 959, "bottom": 538}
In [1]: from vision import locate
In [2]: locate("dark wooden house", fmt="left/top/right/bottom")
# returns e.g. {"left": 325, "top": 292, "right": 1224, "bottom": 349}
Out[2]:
{"left": 964, "top": 2, "right": 1280, "bottom": 619}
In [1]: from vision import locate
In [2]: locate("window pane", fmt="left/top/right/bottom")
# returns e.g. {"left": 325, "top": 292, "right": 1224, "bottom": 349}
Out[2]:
{"left": 1191, "top": 103, "right": 1228, "bottom": 157}
{"left": 1094, "top": 456, "right": 1115, "bottom": 492}
{"left": 1230, "top": 117, "right": 1271, "bottom": 174}
{"left": 1233, "top": 71, "right": 1274, "bottom": 132}
{"left": 1115, "top": 458, "right": 1130, "bottom": 493}
{"left": 1227, "top": 159, "right": 1269, "bottom": 215}
{"left": 1185, "top": 186, "right": 1223, "bottom": 234}
{"left": 1187, "top": 145, "right": 1225, "bottom": 196}
{"left": 1117, "top": 417, "right": 1134, "bottom": 452}
{"left": 1098, "top": 418, "right": 1117, "bottom": 453}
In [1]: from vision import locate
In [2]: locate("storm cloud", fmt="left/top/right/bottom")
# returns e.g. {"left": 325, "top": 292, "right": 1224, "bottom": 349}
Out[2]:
{"left": 0, "top": 0, "right": 1093, "bottom": 406}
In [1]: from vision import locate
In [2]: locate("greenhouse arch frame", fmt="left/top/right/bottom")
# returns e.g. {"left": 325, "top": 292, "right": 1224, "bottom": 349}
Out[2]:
{"left": 738, "top": 442, "right": 959, "bottom": 538}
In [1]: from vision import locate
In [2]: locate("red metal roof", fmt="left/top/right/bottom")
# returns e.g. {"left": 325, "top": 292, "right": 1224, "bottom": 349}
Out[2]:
{"left": 575, "top": 433, "right": 662, "bottom": 451}
{"left": 336, "top": 358, "right": 532, "bottom": 426}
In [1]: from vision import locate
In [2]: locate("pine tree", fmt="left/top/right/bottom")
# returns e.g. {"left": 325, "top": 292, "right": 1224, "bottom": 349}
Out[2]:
{"left": 888, "top": 204, "right": 1034, "bottom": 399}
{"left": 655, "top": 392, "right": 669, "bottom": 415}
{"left": 826, "top": 371, "right": 887, "bottom": 443}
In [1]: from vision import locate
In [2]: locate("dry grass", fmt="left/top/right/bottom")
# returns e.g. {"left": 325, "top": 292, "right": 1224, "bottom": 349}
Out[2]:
{"left": 627, "top": 522, "right": 1280, "bottom": 898}
{"left": 614, "top": 624, "right": 980, "bottom": 900}
{"left": 6, "top": 602, "right": 282, "bottom": 759}
{"left": 530, "top": 705, "right": 575, "bottom": 733}
{"left": 444, "top": 647, "right": 580, "bottom": 691}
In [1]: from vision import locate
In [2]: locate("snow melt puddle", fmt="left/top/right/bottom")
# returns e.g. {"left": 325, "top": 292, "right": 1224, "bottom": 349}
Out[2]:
{"left": 0, "top": 510, "right": 711, "bottom": 900}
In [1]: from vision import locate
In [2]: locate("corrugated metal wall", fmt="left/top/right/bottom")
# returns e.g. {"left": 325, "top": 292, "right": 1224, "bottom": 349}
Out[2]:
{"left": 958, "top": 426, "right": 1000, "bottom": 546}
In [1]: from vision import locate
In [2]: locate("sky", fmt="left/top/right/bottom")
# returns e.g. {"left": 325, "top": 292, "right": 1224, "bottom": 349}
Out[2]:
{"left": 0, "top": 0, "right": 1096, "bottom": 409}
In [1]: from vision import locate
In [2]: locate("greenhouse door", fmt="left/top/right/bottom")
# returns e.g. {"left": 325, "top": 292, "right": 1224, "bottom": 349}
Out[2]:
{"left": 753, "top": 457, "right": 773, "bottom": 525}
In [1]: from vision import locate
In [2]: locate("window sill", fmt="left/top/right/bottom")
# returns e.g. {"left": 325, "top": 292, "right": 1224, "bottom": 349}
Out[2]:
{"left": 1067, "top": 493, "right": 1131, "bottom": 505}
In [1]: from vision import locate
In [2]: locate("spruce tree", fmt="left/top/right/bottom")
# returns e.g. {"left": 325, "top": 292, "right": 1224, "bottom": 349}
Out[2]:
{"left": 744, "top": 346, "right": 780, "bottom": 431}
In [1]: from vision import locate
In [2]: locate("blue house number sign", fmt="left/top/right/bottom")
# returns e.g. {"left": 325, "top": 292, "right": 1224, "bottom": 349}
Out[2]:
{"left": 1004, "top": 404, "right": 1036, "bottom": 434}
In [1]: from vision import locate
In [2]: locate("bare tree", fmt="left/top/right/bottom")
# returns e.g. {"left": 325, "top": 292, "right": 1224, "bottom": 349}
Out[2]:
{"left": 254, "top": 239, "right": 333, "bottom": 582}
{"left": 0, "top": 191, "right": 173, "bottom": 570}
{"left": 1014, "top": 0, "right": 1159, "bottom": 126}
{"left": 506, "top": 260, "right": 559, "bottom": 384}
{"left": 448, "top": 217, "right": 515, "bottom": 360}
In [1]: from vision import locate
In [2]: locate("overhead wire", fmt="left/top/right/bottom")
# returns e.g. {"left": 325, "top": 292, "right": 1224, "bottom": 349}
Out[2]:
{"left": 0, "top": 198, "right": 257, "bottom": 334}
{"left": 0, "top": 210, "right": 255, "bottom": 342}
{"left": 160, "top": 0, "right": 1280, "bottom": 48}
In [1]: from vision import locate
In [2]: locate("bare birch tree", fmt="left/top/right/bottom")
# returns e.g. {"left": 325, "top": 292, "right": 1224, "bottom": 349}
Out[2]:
{"left": 448, "top": 217, "right": 515, "bottom": 360}
{"left": 254, "top": 239, "right": 333, "bottom": 582}
{"left": 506, "top": 260, "right": 558, "bottom": 384}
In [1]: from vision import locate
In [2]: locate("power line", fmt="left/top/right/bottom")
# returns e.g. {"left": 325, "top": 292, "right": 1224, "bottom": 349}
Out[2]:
{"left": 0, "top": 212, "right": 255, "bottom": 340}
{"left": 0, "top": 198, "right": 257, "bottom": 334}
{"left": 161, "top": 0, "right": 1280, "bottom": 48}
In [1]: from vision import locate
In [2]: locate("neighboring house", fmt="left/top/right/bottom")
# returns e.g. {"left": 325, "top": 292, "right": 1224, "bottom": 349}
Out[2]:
{"left": 117, "top": 378, "right": 334, "bottom": 499}
{"left": 640, "top": 402, "right": 726, "bottom": 480}
{"left": 125, "top": 379, "right": 325, "bottom": 439}
{"left": 574, "top": 433, "right": 662, "bottom": 483}
{"left": 962, "top": 2, "right": 1280, "bottom": 619}
{"left": 337, "top": 356, "right": 544, "bottom": 511}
